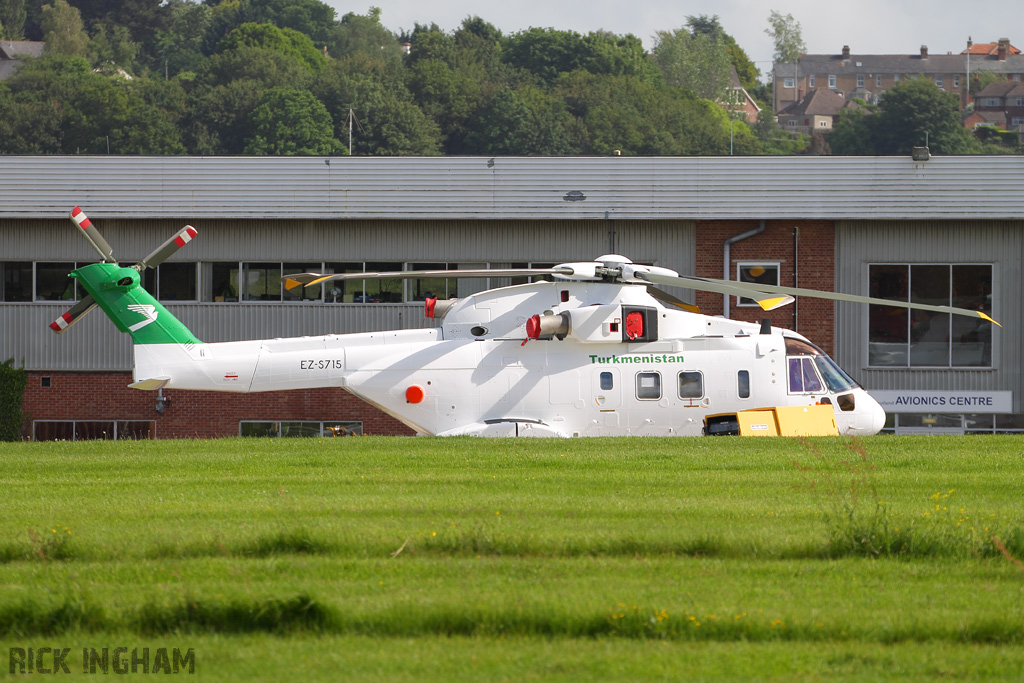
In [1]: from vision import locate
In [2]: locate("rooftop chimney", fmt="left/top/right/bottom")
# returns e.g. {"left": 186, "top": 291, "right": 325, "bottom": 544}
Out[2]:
{"left": 998, "top": 38, "right": 1009, "bottom": 60}
{"left": 842, "top": 45, "right": 850, "bottom": 59}
{"left": 920, "top": 45, "right": 928, "bottom": 59}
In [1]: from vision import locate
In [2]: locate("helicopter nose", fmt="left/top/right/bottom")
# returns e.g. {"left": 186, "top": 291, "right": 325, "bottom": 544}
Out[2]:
{"left": 864, "top": 392, "right": 887, "bottom": 435}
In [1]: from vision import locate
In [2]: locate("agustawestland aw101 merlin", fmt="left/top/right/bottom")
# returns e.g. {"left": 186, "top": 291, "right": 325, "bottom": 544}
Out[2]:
{"left": 55, "top": 207, "right": 1000, "bottom": 438}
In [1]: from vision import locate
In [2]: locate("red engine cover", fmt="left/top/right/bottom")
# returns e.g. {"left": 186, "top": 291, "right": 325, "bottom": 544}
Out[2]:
{"left": 526, "top": 314, "right": 541, "bottom": 339}
{"left": 625, "top": 311, "right": 644, "bottom": 340}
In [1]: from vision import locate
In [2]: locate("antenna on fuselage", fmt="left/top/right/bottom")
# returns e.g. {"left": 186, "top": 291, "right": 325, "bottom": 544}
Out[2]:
{"left": 759, "top": 318, "right": 772, "bottom": 335}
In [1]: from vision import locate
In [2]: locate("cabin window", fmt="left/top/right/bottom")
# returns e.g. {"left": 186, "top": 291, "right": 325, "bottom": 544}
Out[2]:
{"left": 868, "top": 264, "right": 993, "bottom": 367}
{"left": 599, "top": 371, "right": 614, "bottom": 391}
{"left": 678, "top": 371, "right": 703, "bottom": 399}
{"left": 635, "top": 372, "right": 662, "bottom": 400}
{"left": 736, "top": 262, "right": 780, "bottom": 307}
{"left": 738, "top": 370, "right": 750, "bottom": 399}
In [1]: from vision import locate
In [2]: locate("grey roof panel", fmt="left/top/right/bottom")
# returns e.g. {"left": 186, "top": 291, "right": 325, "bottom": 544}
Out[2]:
{"left": 1, "top": 155, "right": 1024, "bottom": 222}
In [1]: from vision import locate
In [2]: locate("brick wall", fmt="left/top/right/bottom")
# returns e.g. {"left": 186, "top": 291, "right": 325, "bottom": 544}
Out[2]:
{"left": 694, "top": 220, "right": 835, "bottom": 355}
{"left": 22, "top": 372, "right": 414, "bottom": 439}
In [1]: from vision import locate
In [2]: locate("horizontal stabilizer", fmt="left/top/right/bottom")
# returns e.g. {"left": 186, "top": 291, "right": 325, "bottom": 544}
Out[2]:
{"left": 129, "top": 376, "right": 171, "bottom": 391}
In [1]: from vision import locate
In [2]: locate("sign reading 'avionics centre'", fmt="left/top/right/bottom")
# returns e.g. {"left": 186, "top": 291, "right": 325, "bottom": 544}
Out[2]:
{"left": 869, "top": 390, "right": 1013, "bottom": 414}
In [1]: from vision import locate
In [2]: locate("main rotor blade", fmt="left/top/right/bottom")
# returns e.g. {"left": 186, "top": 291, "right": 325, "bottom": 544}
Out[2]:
{"left": 284, "top": 267, "right": 574, "bottom": 290}
{"left": 49, "top": 295, "right": 97, "bottom": 334}
{"left": 70, "top": 206, "right": 114, "bottom": 262}
{"left": 635, "top": 272, "right": 794, "bottom": 311}
{"left": 135, "top": 225, "right": 198, "bottom": 271}
{"left": 646, "top": 286, "right": 700, "bottom": 313}
{"left": 690, "top": 276, "right": 1001, "bottom": 326}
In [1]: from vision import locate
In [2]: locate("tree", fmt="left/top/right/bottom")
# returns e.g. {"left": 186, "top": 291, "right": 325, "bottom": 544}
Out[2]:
{"left": 238, "top": 0, "right": 336, "bottom": 47}
{"left": 327, "top": 6, "right": 403, "bottom": 71}
{"left": 828, "top": 107, "right": 878, "bottom": 155}
{"left": 0, "top": 358, "right": 27, "bottom": 442}
{"left": 830, "top": 79, "right": 977, "bottom": 155}
{"left": 652, "top": 26, "right": 732, "bottom": 101}
{"left": 403, "top": 23, "right": 495, "bottom": 152}
{"left": 66, "top": 0, "right": 168, "bottom": 44}
{"left": 155, "top": 0, "right": 212, "bottom": 77}
{"left": 88, "top": 23, "right": 139, "bottom": 71}
{"left": 198, "top": 44, "right": 313, "bottom": 90}
{"left": 872, "top": 78, "right": 976, "bottom": 154}
{"left": 0, "top": 0, "right": 27, "bottom": 39}
{"left": 312, "top": 56, "right": 441, "bottom": 155}
{"left": 555, "top": 70, "right": 751, "bottom": 155}
{"left": 765, "top": 10, "right": 805, "bottom": 64}
{"left": 686, "top": 14, "right": 758, "bottom": 88}
{"left": 217, "top": 22, "right": 327, "bottom": 72}
{"left": 0, "top": 53, "right": 185, "bottom": 153}
{"left": 462, "top": 86, "right": 576, "bottom": 155}
{"left": 243, "top": 86, "right": 345, "bottom": 155}
{"left": 502, "top": 27, "right": 656, "bottom": 84}
{"left": 202, "top": 0, "right": 337, "bottom": 57}
{"left": 41, "top": 0, "right": 89, "bottom": 57}
{"left": 184, "top": 46, "right": 314, "bottom": 153}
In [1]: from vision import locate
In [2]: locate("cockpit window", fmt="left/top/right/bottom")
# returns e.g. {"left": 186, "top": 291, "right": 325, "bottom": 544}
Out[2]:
{"left": 784, "top": 338, "right": 822, "bottom": 356}
{"left": 813, "top": 356, "right": 860, "bottom": 393}
{"left": 788, "top": 357, "right": 823, "bottom": 393}
{"left": 785, "top": 337, "right": 861, "bottom": 394}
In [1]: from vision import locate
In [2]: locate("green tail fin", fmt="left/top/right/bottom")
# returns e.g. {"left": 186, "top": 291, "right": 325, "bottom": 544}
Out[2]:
{"left": 71, "top": 263, "right": 201, "bottom": 345}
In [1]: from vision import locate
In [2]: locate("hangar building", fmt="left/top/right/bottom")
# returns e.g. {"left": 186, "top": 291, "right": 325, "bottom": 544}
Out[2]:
{"left": 1, "top": 155, "right": 1021, "bottom": 437}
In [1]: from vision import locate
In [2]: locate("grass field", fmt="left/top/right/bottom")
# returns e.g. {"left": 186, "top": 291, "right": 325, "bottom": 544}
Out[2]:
{"left": 1, "top": 435, "right": 1023, "bottom": 681}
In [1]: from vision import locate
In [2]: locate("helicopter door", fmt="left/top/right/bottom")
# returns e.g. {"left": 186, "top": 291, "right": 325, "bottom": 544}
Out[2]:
{"left": 594, "top": 369, "right": 621, "bottom": 410}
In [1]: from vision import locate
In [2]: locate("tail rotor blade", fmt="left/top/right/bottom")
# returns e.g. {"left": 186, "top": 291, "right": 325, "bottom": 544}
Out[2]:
{"left": 49, "top": 295, "right": 97, "bottom": 334}
{"left": 70, "top": 206, "right": 115, "bottom": 263}
{"left": 135, "top": 225, "right": 198, "bottom": 271}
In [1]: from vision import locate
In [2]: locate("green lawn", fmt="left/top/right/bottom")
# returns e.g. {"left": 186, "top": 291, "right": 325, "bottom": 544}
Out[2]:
{"left": 1, "top": 436, "right": 1022, "bottom": 680}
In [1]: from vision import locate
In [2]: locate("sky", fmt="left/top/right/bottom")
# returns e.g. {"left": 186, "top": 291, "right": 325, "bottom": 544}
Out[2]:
{"left": 322, "top": 0, "right": 1007, "bottom": 81}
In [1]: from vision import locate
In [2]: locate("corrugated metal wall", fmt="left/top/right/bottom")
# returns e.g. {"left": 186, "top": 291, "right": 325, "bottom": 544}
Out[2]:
{"left": 0, "top": 218, "right": 691, "bottom": 263}
{"left": 2, "top": 218, "right": 695, "bottom": 370}
{"left": 834, "top": 220, "right": 1022, "bottom": 409}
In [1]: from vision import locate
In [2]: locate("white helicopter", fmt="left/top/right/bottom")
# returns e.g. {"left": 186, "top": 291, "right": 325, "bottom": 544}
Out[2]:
{"left": 54, "top": 208, "right": 999, "bottom": 438}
